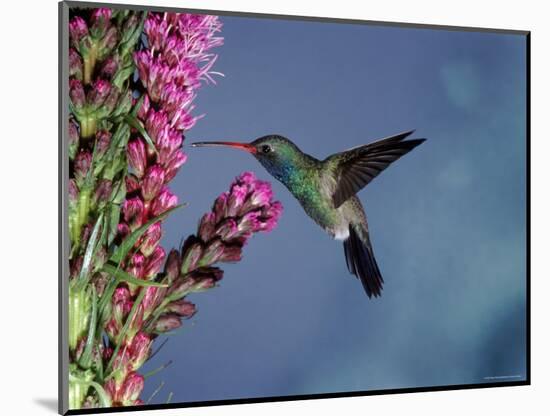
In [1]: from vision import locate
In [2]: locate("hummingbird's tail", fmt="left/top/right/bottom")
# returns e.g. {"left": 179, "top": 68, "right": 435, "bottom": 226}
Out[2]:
{"left": 343, "top": 224, "right": 383, "bottom": 298}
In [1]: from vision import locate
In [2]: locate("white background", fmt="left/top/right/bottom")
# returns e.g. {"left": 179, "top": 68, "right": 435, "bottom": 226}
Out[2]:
{"left": 1, "top": 0, "right": 547, "bottom": 415}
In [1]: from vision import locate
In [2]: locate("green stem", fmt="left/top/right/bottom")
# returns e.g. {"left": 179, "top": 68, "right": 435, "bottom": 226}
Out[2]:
{"left": 69, "top": 373, "right": 111, "bottom": 409}
{"left": 83, "top": 42, "right": 98, "bottom": 85}
{"left": 71, "top": 187, "right": 92, "bottom": 252}
{"left": 68, "top": 285, "right": 91, "bottom": 352}
{"left": 80, "top": 113, "right": 98, "bottom": 139}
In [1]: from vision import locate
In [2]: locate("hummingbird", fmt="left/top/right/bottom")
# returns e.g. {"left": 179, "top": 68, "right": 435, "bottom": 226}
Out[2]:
{"left": 192, "top": 130, "right": 425, "bottom": 298}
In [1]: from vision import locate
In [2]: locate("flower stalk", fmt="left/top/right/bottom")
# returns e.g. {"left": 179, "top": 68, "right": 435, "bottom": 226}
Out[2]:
{"left": 67, "top": 7, "right": 282, "bottom": 410}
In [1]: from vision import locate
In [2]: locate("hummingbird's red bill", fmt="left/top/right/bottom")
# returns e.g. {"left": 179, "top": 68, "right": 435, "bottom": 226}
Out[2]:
{"left": 191, "top": 141, "right": 257, "bottom": 154}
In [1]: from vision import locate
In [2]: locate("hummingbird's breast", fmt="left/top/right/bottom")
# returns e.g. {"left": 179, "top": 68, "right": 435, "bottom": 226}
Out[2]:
{"left": 285, "top": 167, "right": 354, "bottom": 240}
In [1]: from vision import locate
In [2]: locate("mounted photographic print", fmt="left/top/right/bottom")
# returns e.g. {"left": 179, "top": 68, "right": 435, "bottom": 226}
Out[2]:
{"left": 59, "top": 1, "right": 530, "bottom": 414}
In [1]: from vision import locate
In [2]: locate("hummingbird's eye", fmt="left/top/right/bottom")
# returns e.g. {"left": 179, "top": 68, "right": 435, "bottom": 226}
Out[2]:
{"left": 261, "top": 144, "right": 272, "bottom": 154}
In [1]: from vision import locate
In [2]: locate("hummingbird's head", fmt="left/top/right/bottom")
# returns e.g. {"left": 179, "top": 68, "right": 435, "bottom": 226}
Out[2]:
{"left": 192, "top": 135, "right": 303, "bottom": 182}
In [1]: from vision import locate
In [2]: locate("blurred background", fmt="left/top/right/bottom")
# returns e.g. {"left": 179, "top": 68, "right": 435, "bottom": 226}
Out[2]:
{"left": 140, "top": 14, "right": 527, "bottom": 404}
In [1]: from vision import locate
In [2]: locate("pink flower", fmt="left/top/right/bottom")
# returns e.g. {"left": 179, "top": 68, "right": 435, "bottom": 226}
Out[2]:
{"left": 128, "top": 332, "right": 152, "bottom": 371}
{"left": 120, "top": 372, "right": 144, "bottom": 405}
{"left": 87, "top": 79, "right": 111, "bottom": 108}
{"left": 74, "top": 150, "right": 92, "bottom": 183}
{"left": 139, "top": 222, "right": 162, "bottom": 256}
{"left": 90, "top": 7, "right": 112, "bottom": 29}
{"left": 69, "top": 17, "right": 88, "bottom": 48}
{"left": 141, "top": 165, "right": 165, "bottom": 201}
{"left": 122, "top": 197, "right": 144, "bottom": 231}
{"left": 143, "top": 246, "right": 166, "bottom": 278}
{"left": 95, "top": 129, "right": 111, "bottom": 154}
{"left": 150, "top": 187, "right": 178, "bottom": 217}
{"left": 69, "top": 79, "right": 85, "bottom": 109}
{"left": 127, "top": 139, "right": 147, "bottom": 178}
{"left": 127, "top": 253, "right": 146, "bottom": 280}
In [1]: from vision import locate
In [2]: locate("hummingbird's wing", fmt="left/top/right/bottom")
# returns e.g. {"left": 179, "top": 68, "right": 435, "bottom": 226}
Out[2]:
{"left": 327, "top": 130, "right": 426, "bottom": 208}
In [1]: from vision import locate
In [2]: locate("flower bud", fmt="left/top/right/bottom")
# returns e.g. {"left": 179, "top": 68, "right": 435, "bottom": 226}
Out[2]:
{"left": 168, "top": 276, "right": 196, "bottom": 299}
{"left": 68, "top": 179, "right": 79, "bottom": 207}
{"left": 213, "top": 192, "right": 229, "bottom": 223}
{"left": 141, "top": 165, "right": 165, "bottom": 201}
{"left": 227, "top": 184, "right": 248, "bottom": 217}
{"left": 117, "top": 223, "right": 130, "bottom": 241}
{"left": 142, "top": 286, "right": 162, "bottom": 318}
{"left": 262, "top": 201, "right": 283, "bottom": 232}
{"left": 218, "top": 244, "right": 242, "bottom": 263}
{"left": 164, "top": 249, "right": 181, "bottom": 283}
{"left": 143, "top": 246, "right": 165, "bottom": 278}
{"left": 253, "top": 179, "right": 273, "bottom": 203}
{"left": 121, "top": 12, "right": 140, "bottom": 43}
{"left": 180, "top": 240, "right": 203, "bottom": 274}
{"left": 70, "top": 256, "right": 83, "bottom": 280}
{"left": 163, "top": 150, "right": 187, "bottom": 182}
{"left": 199, "top": 239, "right": 224, "bottom": 266}
{"left": 150, "top": 187, "right": 178, "bottom": 217}
{"left": 198, "top": 212, "right": 216, "bottom": 241}
{"left": 91, "top": 271, "right": 109, "bottom": 297}
{"left": 68, "top": 120, "right": 79, "bottom": 160}
{"left": 111, "top": 89, "right": 132, "bottom": 117}
{"left": 239, "top": 211, "right": 262, "bottom": 234}
{"left": 127, "top": 253, "right": 145, "bottom": 280}
{"left": 215, "top": 218, "right": 239, "bottom": 241}
{"left": 101, "top": 85, "right": 121, "bottom": 115}
{"left": 69, "top": 16, "right": 88, "bottom": 48}
{"left": 94, "top": 179, "right": 112, "bottom": 207}
{"left": 122, "top": 197, "right": 144, "bottom": 231}
{"left": 69, "top": 48, "right": 83, "bottom": 80}
{"left": 165, "top": 299, "right": 196, "bottom": 318}
{"left": 144, "top": 109, "right": 169, "bottom": 144}
{"left": 127, "top": 139, "right": 147, "bottom": 178}
{"left": 69, "top": 79, "right": 86, "bottom": 111}
{"left": 87, "top": 79, "right": 111, "bottom": 109}
{"left": 120, "top": 372, "right": 144, "bottom": 406}
{"left": 112, "top": 286, "right": 132, "bottom": 324}
{"left": 95, "top": 130, "right": 111, "bottom": 157}
{"left": 90, "top": 7, "right": 112, "bottom": 38}
{"left": 127, "top": 332, "right": 152, "bottom": 371}
{"left": 99, "top": 26, "right": 118, "bottom": 59}
{"left": 153, "top": 313, "right": 182, "bottom": 333}
{"left": 140, "top": 222, "right": 162, "bottom": 256}
{"left": 193, "top": 276, "right": 216, "bottom": 292}
{"left": 100, "top": 56, "right": 118, "bottom": 79}
{"left": 74, "top": 150, "right": 92, "bottom": 184}
{"left": 125, "top": 174, "right": 141, "bottom": 193}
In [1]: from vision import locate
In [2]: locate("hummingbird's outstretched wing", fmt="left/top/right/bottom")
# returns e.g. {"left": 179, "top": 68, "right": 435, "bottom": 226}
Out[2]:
{"left": 327, "top": 130, "right": 426, "bottom": 208}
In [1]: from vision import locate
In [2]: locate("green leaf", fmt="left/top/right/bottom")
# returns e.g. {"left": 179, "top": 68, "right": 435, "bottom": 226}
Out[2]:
{"left": 78, "top": 286, "right": 98, "bottom": 369}
{"left": 130, "top": 93, "right": 145, "bottom": 118}
{"left": 120, "top": 11, "right": 147, "bottom": 56}
{"left": 106, "top": 203, "right": 121, "bottom": 247}
{"left": 103, "top": 263, "right": 168, "bottom": 288}
{"left": 124, "top": 114, "right": 157, "bottom": 154}
{"left": 69, "top": 375, "right": 112, "bottom": 408}
{"left": 109, "top": 205, "right": 183, "bottom": 264}
{"left": 77, "top": 212, "right": 104, "bottom": 290}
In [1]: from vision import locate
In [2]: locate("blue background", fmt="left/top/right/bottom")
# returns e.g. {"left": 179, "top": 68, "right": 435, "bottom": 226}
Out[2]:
{"left": 141, "top": 16, "right": 527, "bottom": 404}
